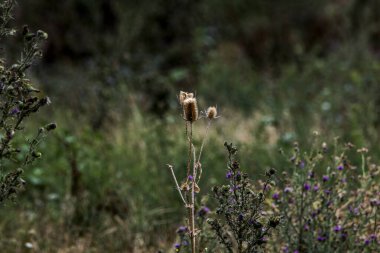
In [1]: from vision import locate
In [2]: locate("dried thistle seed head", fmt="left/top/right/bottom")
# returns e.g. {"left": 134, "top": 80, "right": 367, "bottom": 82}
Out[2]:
{"left": 206, "top": 106, "right": 217, "bottom": 119}
{"left": 183, "top": 97, "right": 198, "bottom": 122}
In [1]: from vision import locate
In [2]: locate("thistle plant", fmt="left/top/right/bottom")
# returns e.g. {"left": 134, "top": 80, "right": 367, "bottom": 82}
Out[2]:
{"left": 206, "top": 142, "right": 280, "bottom": 253}
{"left": 0, "top": 0, "right": 55, "bottom": 203}
{"left": 168, "top": 91, "right": 218, "bottom": 253}
{"left": 271, "top": 138, "right": 379, "bottom": 253}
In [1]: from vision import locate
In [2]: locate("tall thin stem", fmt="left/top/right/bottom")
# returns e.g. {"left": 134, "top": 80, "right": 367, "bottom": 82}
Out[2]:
{"left": 190, "top": 146, "right": 196, "bottom": 253}
{"left": 197, "top": 120, "right": 211, "bottom": 164}
{"left": 186, "top": 122, "right": 192, "bottom": 180}
{"left": 167, "top": 164, "right": 187, "bottom": 206}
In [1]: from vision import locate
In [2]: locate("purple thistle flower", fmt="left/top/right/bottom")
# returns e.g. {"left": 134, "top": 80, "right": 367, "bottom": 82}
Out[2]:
{"left": 174, "top": 243, "right": 181, "bottom": 249}
{"left": 370, "top": 199, "right": 380, "bottom": 207}
{"left": 282, "top": 246, "right": 289, "bottom": 253}
{"left": 10, "top": 107, "right": 20, "bottom": 115}
{"left": 226, "top": 171, "right": 233, "bottom": 179}
{"left": 337, "top": 165, "right": 344, "bottom": 171}
{"left": 317, "top": 236, "right": 326, "bottom": 242}
{"left": 284, "top": 187, "right": 293, "bottom": 193}
{"left": 188, "top": 175, "right": 193, "bottom": 181}
{"left": 304, "top": 183, "right": 311, "bottom": 191}
{"left": 198, "top": 206, "right": 210, "bottom": 217}
{"left": 176, "top": 226, "right": 188, "bottom": 234}
{"left": 294, "top": 251, "right": 299, "bottom": 253}
{"left": 333, "top": 225, "right": 342, "bottom": 232}
{"left": 272, "top": 192, "right": 280, "bottom": 200}
{"left": 349, "top": 207, "right": 359, "bottom": 215}
{"left": 322, "top": 175, "right": 329, "bottom": 182}
{"left": 313, "top": 184, "right": 319, "bottom": 191}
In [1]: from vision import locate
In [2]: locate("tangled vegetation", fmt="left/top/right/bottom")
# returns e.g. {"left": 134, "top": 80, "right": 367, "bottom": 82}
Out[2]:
{"left": 0, "top": 0, "right": 55, "bottom": 204}
{"left": 0, "top": 0, "right": 379, "bottom": 252}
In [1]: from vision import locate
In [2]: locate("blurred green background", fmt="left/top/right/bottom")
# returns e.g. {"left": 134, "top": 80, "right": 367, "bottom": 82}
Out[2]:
{"left": 1, "top": 0, "right": 380, "bottom": 252}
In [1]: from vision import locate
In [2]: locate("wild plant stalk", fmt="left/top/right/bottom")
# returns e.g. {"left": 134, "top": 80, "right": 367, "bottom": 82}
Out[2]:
{"left": 0, "top": 0, "right": 56, "bottom": 203}
{"left": 168, "top": 92, "right": 218, "bottom": 253}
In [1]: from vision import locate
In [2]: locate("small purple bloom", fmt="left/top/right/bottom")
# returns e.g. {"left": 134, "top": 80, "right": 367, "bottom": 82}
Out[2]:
{"left": 364, "top": 239, "right": 370, "bottom": 245}
{"left": 333, "top": 225, "right": 342, "bottom": 232}
{"left": 322, "top": 175, "right": 329, "bottom": 182}
{"left": 294, "top": 251, "right": 299, "bottom": 253}
{"left": 350, "top": 207, "right": 359, "bottom": 215}
{"left": 308, "top": 171, "right": 315, "bottom": 178}
{"left": 284, "top": 187, "right": 293, "bottom": 193}
{"left": 337, "top": 165, "right": 344, "bottom": 171}
{"left": 317, "top": 236, "right": 326, "bottom": 242}
{"left": 324, "top": 189, "right": 331, "bottom": 195}
{"left": 226, "top": 171, "right": 232, "bottom": 179}
{"left": 272, "top": 192, "right": 280, "bottom": 200}
{"left": 10, "top": 107, "right": 20, "bottom": 115}
{"left": 370, "top": 199, "right": 380, "bottom": 207}
{"left": 176, "top": 226, "right": 188, "bottom": 234}
{"left": 188, "top": 175, "right": 193, "bottom": 181}
{"left": 263, "top": 184, "right": 271, "bottom": 191}
{"left": 304, "top": 225, "right": 309, "bottom": 231}
{"left": 238, "top": 213, "right": 244, "bottom": 221}
{"left": 282, "top": 246, "right": 289, "bottom": 253}
{"left": 198, "top": 206, "right": 210, "bottom": 217}
{"left": 299, "top": 160, "right": 305, "bottom": 169}
{"left": 313, "top": 184, "right": 319, "bottom": 191}
{"left": 174, "top": 243, "right": 181, "bottom": 249}
{"left": 304, "top": 183, "right": 311, "bottom": 191}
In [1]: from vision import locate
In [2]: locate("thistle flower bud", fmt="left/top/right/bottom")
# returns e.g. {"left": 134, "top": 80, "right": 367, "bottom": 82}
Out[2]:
{"left": 45, "top": 123, "right": 57, "bottom": 131}
{"left": 32, "top": 151, "right": 42, "bottom": 158}
{"left": 206, "top": 106, "right": 217, "bottom": 119}
{"left": 36, "top": 30, "right": 48, "bottom": 40}
{"left": 183, "top": 98, "right": 198, "bottom": 122}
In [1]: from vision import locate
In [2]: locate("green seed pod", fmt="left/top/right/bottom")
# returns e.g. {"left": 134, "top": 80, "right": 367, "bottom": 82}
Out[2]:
{"left": 32, "top": 151, "right": 42, "bottom": 158}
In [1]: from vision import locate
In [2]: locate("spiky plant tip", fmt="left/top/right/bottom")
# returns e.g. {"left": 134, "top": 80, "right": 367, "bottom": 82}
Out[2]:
{"left": 206, "top": 106, "right": 217, "bottom": 119}
{"left": 183, "top": 97, "right": 198, "bottom": 123}
{"left": 179, "top": 91, "right": 194, "bottom": 105}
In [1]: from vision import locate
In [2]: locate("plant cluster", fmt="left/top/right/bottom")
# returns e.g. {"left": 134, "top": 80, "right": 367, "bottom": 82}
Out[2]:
{"left": 206, "top": 142, "right": 279, "bottom": 253}
{"left": 168, "top": 91, "right": 218, "bottom": 253}
{"left": 271, "top": 138, "right": 379, "bottom": 253}
{"left": 0, "top": 0, "right": 55, "bottom": 203}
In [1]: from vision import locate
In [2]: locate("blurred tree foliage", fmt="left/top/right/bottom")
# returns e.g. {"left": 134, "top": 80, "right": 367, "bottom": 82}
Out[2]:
{"left": 6, "top": 0, "right": 380, "bottom": 126}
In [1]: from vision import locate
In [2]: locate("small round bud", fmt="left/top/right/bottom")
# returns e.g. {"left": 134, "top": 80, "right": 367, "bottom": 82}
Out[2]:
{"left": 7, "top": 130, "right": 15, "bottom": 139}
{"left": 37, "top": 30, "right": 48, "bottom": 40}
{"left": 32, "top": 151, "right": 42, "bottom": 158}
{"left": 45, "top": 123, "right": 57, "bottom": 131}
{"left": 206, "top": 106, "right": 217, "bottom": 119}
